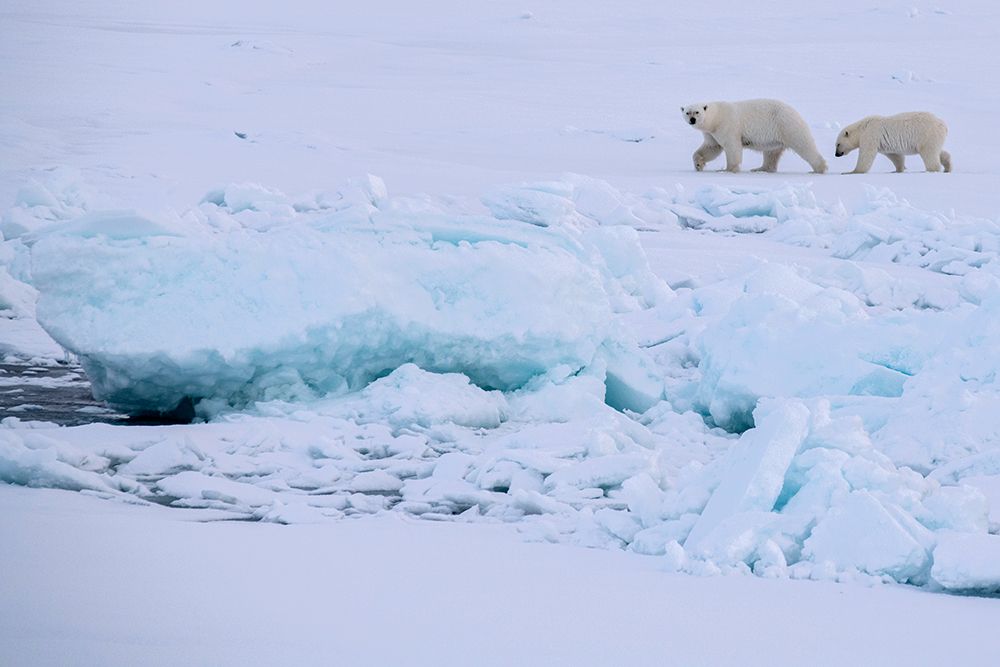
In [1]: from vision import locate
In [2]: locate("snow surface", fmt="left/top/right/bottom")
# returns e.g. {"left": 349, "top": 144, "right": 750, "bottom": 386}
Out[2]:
{"left": 5, "top": 485, "right": 1000, "bottom": 667}
{"left": 3, "top": 0, "right": 1000, "bottom": 660}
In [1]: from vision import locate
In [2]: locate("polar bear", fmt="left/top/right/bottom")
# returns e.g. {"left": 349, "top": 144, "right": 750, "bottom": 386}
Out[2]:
{"left": 835, "top": 112, "right": 951, "bottom": 173}
{"left": 681, "top": 99, "right": 827, "bottom": 174}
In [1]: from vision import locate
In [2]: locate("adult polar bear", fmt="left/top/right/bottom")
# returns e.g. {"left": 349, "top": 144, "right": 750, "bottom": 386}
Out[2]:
{"left": 835, "top": 112, "right": 951, "bottom": 174}
{"left": 682, "top": 99, "right": 827, "bottom": 174}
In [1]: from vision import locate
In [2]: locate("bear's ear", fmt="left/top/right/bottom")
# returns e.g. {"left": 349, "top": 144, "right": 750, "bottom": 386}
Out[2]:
{"left": 680, "top": 106, "right": 684, "bottom": 111}
{"left": 703, "top": 105, "right": 708, "bottom": 110}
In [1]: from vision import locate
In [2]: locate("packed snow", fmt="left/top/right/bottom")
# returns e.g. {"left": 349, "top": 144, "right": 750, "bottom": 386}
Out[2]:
{"left": 7, "top": 485, "right": 1000, "bottom": 667}
{"left": 3, "top": 0, "right": 1000, "bottom": 662}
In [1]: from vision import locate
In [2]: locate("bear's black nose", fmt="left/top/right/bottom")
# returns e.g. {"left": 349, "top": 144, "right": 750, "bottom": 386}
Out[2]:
{"left": 689, "top": 118, "right": 696, "bottom": 125}
{"left": 835, "top": 151, "right": 843, "bottom": 157}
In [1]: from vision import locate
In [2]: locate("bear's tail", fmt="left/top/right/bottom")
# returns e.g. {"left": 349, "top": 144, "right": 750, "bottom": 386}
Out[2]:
{"left": 941, "top": 150, "right": 952, "bottom": 173}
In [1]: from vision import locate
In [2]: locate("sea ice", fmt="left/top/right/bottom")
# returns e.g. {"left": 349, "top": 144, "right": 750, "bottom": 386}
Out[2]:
{"left": 29, "top": 183, "right": 669, "bottom": 415}
{"left": 931, "top": 532, "right": 1000, "bottom": 592}
{"left": 802, "top": 491, "right": 931, "bottom": 582}
{"left": 4, "top": 175, "right": 1000, "bottom": 595}
{"left": 684, "top": 399, "right": 809, "bottom": 550}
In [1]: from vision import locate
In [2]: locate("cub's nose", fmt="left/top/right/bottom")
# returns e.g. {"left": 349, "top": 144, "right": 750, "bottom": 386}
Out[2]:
{"left": 835, "top": 150, "right": 843, "bottom": 157}
{"left": 689, "top": 118, "right": 696, "bottom": 125}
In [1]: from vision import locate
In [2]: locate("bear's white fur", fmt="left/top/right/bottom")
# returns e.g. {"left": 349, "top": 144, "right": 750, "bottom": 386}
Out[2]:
{"left": 835, "top": 112, "right": 951, "bottom": 173}
{"left": 681, "top": 99, "right": 827, "bottom": 174}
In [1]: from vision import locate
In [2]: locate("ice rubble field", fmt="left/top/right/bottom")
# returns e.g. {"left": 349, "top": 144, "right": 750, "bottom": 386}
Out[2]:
{"left": 4, "top": 0, "right": 1000, "bottom": 660}
{"left": 7, "top": 172, "right": 1000, "bottom": 594}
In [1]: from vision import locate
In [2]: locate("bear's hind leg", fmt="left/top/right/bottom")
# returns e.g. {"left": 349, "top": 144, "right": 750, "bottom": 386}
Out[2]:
{"left": 751, "top": 149, "right": 784, "bottom": 173}
{"left": 887, "top": 154, "right": 905, "bottom": 173}
{"left": 785, "top": 135, "right": 827, "bottom": 174}
{"left": 919, "top": 146, "right": 942, "bottom": 172}
{"left": 941, "top": 151, "right": 952, "bottom": 173}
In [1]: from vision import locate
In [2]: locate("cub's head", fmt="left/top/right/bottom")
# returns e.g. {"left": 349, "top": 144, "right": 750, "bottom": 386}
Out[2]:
{"left": 834, "top": 124, "right": 861, "bottom": 157}
{"left": 681, "top": 104, "right": 710, "bottom": 129}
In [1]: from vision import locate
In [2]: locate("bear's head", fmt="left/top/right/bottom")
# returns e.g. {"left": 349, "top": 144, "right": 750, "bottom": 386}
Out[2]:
{"left": 835, "top": 124, "right": 861, "bottom": 157}
{"left": 681, "top": 104, "right": 710, "bottom": 129}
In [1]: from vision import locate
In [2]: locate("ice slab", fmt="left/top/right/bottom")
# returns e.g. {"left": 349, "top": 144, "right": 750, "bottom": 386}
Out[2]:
{"left": 30, "top": 187, "right": 668, "bottom": 414}
{"left": 931, "top": 532, "right": 1000, "bottom": 593}
{"left": 684, "top": 400, "right": 809, "bottom": 550}
{"left": 803, "top": 491, "right": 931, "bottom": 582}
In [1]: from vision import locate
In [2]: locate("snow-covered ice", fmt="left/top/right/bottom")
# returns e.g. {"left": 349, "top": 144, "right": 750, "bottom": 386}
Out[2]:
{"left": 3, "top": 0, "right": 1000, "bottom": 661}
{"left": 7, "top": 171, "right": 1000, "bottom": 594}
{"left": 6, "top": 484, "right": 1000, "bottom": 667}
{"left": 931, "top": 532, "right": 1000, "bottom": 593}
{"left": 29, "top": 181, "right": 668, "bottom": 415}
{"left": 3, "top": 233, "right": 997, "bottom": 589}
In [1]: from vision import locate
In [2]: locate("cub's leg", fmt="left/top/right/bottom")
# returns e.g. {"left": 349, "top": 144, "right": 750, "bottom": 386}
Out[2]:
{"left": 919, "top": 146, "right": 942, "bottom": 172}
{"left": 846, "top": 141, "right": 878, "bottom": 174}
{"left": 751, "top": 149, "right": 784, "bottom": 173}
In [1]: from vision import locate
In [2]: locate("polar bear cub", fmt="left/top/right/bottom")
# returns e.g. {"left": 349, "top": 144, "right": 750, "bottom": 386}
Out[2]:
{"left": 835, "top": 112, "right": 951, "bottom": 173}
{"left": 681, "top": 99, "right": 827, "bottom": 174}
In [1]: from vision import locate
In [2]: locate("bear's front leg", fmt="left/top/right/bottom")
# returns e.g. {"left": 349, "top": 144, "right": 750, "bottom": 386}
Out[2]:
{"left": 714, "top": 132, "right": 742, "bottom": 172}
{"left": 723, "top": 143, "right": 743, "bottom": 172}
{"left": 693, "top": 135, "right": 723, "bottom": 172}
{"left": 845, "top": 142, "right": 877, "bottom": 174}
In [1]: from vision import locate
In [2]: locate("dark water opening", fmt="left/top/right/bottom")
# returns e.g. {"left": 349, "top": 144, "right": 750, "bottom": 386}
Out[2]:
{"left": 0, "top": 362, "right": 189, "bottom": 426}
